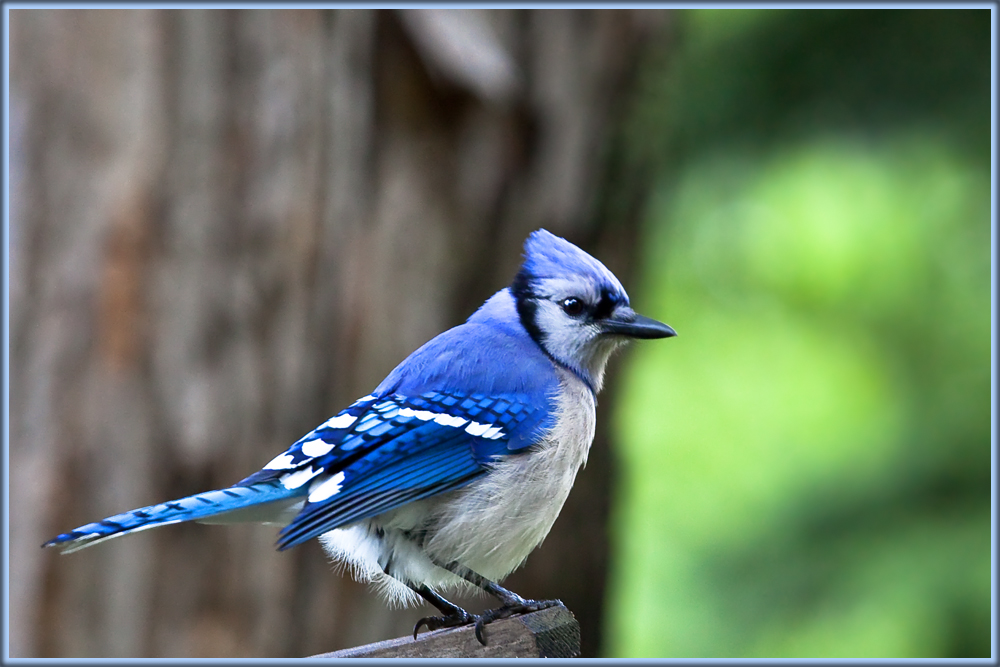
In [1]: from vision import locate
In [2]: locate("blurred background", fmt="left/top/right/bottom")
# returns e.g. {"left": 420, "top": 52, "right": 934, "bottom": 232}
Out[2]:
{"left": 7, "top": 8, "right": 991, "bottom": 659}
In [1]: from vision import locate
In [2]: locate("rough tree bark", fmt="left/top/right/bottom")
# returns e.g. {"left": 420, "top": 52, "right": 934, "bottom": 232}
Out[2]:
{"left": 9, "top": 8, "right": 667, "bottom": 658}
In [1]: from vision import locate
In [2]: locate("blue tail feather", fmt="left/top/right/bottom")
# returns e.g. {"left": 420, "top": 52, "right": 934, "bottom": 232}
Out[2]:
{"left": 42, "top": 480, "right": 303, "bottom": 554}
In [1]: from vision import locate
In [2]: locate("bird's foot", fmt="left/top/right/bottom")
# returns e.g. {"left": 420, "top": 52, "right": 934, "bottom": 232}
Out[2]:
{"left": 412, "top": 609, "right": 475, "bottom": 640}
{"left": 472, "top": 598, "right": 563, "bottom": 645}
{"left": 413, "top": 596, "right": 564, "bottom": 646}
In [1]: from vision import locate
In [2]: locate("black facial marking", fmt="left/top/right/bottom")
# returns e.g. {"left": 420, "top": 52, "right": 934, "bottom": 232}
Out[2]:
{"left": 592, "top": 289, "right": 620, "bottom": 320}
{"left": 510, "top": 269, "right": 547, "bottom": 346}
{"left": 509, "top": 268, "right": 534, "bottom": 302}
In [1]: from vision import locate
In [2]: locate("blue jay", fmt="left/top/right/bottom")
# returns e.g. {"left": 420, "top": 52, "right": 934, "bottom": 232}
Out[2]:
{"left": 44, "top": 229, "right": 675, "bottom": 644}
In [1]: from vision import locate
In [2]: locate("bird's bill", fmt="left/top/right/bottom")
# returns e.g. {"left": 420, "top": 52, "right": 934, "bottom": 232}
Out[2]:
{"left": 600, "top": 310, "right": 677, "bottom": 339}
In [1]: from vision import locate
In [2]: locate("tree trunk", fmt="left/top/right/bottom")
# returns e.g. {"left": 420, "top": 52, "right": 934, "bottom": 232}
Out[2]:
{"left": 9, "top": 8, "right": 667, "bottom": 657}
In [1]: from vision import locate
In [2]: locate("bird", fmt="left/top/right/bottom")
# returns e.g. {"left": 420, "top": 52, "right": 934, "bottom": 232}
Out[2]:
{"left": 43, "top": 228, "right": 676, "bottom": 645}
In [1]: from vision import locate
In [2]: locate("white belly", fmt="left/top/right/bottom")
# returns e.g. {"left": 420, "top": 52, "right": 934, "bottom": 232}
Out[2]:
{"left": 318, "top": 367, "right": 596, "bottom": 606}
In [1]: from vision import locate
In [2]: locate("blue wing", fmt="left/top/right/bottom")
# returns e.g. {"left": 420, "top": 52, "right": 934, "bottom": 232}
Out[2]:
{"left": 237, "top": 390, "right": 553, "bottom": 550}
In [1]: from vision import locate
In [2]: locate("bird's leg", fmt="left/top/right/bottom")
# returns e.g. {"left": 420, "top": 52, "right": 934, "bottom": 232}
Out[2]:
{"left": 436, "top": 560, "right": 563, "bottom": 645}
{"left": 410, "top": 584, "right": 475, "bottom": 639}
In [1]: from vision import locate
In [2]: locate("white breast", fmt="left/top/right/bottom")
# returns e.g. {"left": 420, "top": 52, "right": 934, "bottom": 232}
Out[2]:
{"left": 422, "top": 367, "right": 595, "bottom": 576}
{"left": 318, "top": 366, "right": 597, "bottom": 605}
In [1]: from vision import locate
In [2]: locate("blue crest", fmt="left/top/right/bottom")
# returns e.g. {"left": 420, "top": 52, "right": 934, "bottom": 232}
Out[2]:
{"left": 517, "top": 229, "right": 629, "bottom": 303}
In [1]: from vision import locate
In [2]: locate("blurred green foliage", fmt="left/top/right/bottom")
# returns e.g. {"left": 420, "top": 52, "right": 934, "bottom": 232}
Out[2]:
{"left": 605, "top": 9, "right": 991, "bottom": 658}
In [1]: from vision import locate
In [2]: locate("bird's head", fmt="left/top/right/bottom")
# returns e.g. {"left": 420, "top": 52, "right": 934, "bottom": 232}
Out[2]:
{"left": 510, "top": 229, "right": 676, "bottom": 392}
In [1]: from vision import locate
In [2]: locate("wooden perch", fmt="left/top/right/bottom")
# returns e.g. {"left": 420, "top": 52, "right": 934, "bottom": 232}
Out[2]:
{"left": 307, "top": 605, "right": 580, "bottom": 658}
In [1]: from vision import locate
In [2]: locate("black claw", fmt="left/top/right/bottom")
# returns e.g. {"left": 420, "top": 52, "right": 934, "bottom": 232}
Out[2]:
{"left": 469, "top": 598, "right": 564, "bottom": 645}
{"left": 474, "top": 618, "right": 488, "bottom": 645}
{"left": 412, "top": 611, "right": 475, "bottom": 640}
{"left": 413, "top": 599, "right": 563, "bottom": 646}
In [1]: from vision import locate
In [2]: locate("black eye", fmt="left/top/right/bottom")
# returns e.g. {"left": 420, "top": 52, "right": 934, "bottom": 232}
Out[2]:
{"left": 561, "top": 297, "right": 585, "bottom": 317}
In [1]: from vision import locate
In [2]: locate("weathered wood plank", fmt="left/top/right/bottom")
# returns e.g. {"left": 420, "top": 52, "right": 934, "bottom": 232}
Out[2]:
{"left": 308, "top": 605, "right": 580, "bottom": 658}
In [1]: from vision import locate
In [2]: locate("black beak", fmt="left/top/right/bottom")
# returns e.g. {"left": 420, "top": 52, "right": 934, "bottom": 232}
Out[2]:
{"left": 600, "top": 308, "right": 677, "bottom": 339}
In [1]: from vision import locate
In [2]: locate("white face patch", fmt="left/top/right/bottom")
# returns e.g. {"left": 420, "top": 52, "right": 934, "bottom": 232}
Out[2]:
{"left": 281, "top": 466, "right": 322, "bottom": 490}
{"left": 527, "top": 273, "right": 632, "bottom": 393}
{"left": 301, "top": 439, "right": 334, "bottom": 458}
{"left": 321, "top": 413, "right": 357, "bottom": 430}
{"left": 309, "top": 471, "right": 347, "bottom": 503}
{"left": 531, "top": 298, "right": 619, "bottom": 389}
{"left": 264, "top": 453, "right": 298, "bottom": 470}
